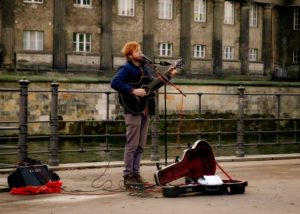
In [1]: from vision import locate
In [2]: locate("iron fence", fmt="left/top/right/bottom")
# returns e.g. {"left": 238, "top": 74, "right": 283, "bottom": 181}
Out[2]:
{"left": 0, "top": 80, "right": 299, "bottom": 168}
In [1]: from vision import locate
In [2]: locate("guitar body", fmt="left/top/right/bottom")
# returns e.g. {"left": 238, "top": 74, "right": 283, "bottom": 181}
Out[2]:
{"left": 154, "top": 140, "right": 216, "bottom": 186}
{"left": 118, "top": 58, "right": 184, "bottom": 114}
{"left": 119, "top": 76, "right": 156, "bottom": 114}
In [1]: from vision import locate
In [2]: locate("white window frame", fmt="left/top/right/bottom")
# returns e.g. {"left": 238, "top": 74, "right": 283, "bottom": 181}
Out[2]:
{"left": 159, "top": 43, "right": 173, "bottom": 57}
{"left": 23, "top": 0, "right": 43, "bottom": 3}
{"left": 224, "top": 1, "right": 234, "bottom": 25}
{"left": 249, "top": 48, "right": 258, "bottom": 62}
{"left": 194, "top": 0, "right": 206, "bottom": 22}
{"left": 159, "top": 0, "right": 173, "bottom": 20}
{"left": 73, "top": 0, "right": 92, "bottom": 7}
{"left": 73, "top": 33, "right": 92, "bottom": 52}
{"left": 293, "top": 51, "right": 299, "bottom": 63}
{"left": 118, "top": 0, "right": 135, "bottom": 17}
{"left": 249, "top": 4, "right": 258, "bottom": 28}
{"left": 294, "top": 8, "right": 300, "bottom": 30}
{"left": 193, "top": 44, "right": 206, "bottom": 58}
{"left": 23, "top": 31, "right": 44, "bottom": 51}
{"left": 223, "top": 46, "right": 234, "bottom": 60}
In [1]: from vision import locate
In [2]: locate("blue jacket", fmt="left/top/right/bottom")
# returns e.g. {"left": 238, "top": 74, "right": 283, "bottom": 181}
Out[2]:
{"left": 111, "top": 60, "right": 145, "bottom": 95}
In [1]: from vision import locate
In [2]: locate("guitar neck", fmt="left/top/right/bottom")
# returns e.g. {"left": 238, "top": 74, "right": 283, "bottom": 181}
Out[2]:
{"left": 143, "top": 71, "right": 169, "bottom": 92}
{"left": 143, "top": 59, "right": 181, "bottom": 92}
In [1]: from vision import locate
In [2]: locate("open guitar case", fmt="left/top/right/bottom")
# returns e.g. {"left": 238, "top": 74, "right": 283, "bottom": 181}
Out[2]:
{"left": 154, "top": 140, "right": 248, "bottom": 197}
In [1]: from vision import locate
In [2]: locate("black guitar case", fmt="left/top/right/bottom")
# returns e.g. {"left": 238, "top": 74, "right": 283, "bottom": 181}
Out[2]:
{"left": 154, "top": 140, "right": 248, "bottom": 197}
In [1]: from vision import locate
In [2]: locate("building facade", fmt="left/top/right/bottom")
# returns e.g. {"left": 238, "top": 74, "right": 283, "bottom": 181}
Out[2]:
{"left": 0, "top": 0, "right": 299, "bottom": 77}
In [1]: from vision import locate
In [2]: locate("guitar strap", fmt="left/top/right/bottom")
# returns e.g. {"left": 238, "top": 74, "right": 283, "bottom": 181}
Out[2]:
{"left": 139, "top": 66, "right": 145, "bottom": 78}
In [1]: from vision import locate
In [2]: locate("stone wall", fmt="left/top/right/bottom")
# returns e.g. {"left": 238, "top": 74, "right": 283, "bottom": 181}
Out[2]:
{"left": 14, "top": 0, "right": 54, "bottom": 52}
{"left": 0, "top": 81, "right": 299, "bottom": 135}
{"left": 163, "top": 84, "right": 300, "bottom": 118}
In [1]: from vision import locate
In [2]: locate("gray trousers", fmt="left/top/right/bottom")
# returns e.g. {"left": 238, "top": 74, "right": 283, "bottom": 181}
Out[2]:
{"left": 123, "top": 113, "right": 150, "bottom": 176}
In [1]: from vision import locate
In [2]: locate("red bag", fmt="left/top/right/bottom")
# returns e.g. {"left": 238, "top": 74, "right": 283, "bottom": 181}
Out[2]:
{"left": 9, "top": 180, "right": 62, "bottom": 195}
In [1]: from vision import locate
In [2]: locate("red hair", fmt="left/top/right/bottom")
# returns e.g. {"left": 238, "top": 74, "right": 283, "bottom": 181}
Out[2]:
{"left": 121, "top": 41, "right": 141, "bottom": 58}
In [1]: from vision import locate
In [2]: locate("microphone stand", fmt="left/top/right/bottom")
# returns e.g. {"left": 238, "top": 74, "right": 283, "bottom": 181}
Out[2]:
{"left": 164, "top": 84, "right": 168, "bottom": 166}
{"left": 142, "top": 60, "right": 168, "bottom": 165}
{"left": 142, "top": 58, "right": 185, "bottom": 166}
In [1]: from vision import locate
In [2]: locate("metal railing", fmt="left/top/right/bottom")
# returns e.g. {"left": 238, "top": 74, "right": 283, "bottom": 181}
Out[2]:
{"left": 0, "top": 80, "right": 299, "bottom": 167}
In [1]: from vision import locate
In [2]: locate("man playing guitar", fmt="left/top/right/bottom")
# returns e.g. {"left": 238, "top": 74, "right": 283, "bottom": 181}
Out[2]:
{"left": 111, "top": 41, "right": 177, "bottom": 189}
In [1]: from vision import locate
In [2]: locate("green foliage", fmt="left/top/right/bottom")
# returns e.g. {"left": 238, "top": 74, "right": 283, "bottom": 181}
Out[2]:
{"left": 1, "top": 71, "right": 300, "bottom": 86}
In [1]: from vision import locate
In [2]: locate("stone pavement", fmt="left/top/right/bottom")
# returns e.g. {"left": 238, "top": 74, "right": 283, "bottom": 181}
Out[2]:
{"left": 0, "top": 154, "right": 300, "bottom": 214}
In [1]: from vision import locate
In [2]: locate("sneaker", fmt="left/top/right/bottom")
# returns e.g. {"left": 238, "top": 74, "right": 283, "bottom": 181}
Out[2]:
{"left": 123, "top": 174, "right": 140, "bottom": 190}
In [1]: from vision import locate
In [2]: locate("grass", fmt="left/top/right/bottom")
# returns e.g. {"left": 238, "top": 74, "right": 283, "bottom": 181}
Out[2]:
{"left": 0, "top": 69, "right": 300, "bottom": 87}
{"left": 0, "top": 71, "right": 112, "bottom": 83}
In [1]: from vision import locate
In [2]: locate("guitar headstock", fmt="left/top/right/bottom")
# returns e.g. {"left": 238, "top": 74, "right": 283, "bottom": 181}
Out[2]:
{"left": 173, "top": 58, "right": 184, "bottom": 69}
{"left": 165, "top": 58, "right": 185, "bottom": 74}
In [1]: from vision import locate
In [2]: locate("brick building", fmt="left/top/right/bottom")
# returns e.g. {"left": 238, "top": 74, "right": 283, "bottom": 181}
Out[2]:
{"left": 0, "top": 0, "right": 299, "bottom": 78}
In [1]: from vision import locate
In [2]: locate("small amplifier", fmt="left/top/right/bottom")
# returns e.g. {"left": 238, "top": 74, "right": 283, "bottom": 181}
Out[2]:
{"left": 8, "top": 164, "right": 53, "bottom": 188}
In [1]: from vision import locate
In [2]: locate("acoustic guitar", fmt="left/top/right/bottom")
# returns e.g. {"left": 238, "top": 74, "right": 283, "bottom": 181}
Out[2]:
{"left": 119, "top": 59, "right": 184, "bottom": 114}
{"left": 154, "top": 140, "right": 217, "bottom": 186}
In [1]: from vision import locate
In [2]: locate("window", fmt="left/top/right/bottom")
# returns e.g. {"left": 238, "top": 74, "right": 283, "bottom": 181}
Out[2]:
{"left": 118, "top": 0, "right": 134, "bottom": 16}
{"left": 294, "top": 8, "right": 300, "bottom": 30}
{"left": 73, "top": 33, "right": 92, "bottom": 52}
{"left": 159, "top": 0, "right": 173, "bottom": 20}
{"left": 193, "top": 44, "right": 206, "bottom": 58}
{"left": 223, "top": 46, "right": 234, "bottom": 60}
{"left": 224, "top": 1, "right": 234, "bottom": 24}
{"left": 249, "top": 4, "right": 258, "bottom": 27}
{"left": 23, "top": 0, "right": 43, "bottom": 3}
{"left": 23, "top": 31, "right": 43, "bottom": 51}
{"left": 293, "top": 51, "right": 299, "bottom": 63}
{"left": 194, "top": 0, "right": 206, "bottom": 22}
{"left": 249, "top": 48, "right": 258, "bottom": 61}
{"left": 159, "top": 43, "right": 173, "bottom": 57}
{"left": 73, "top": 0, "right": 92, "bottom": 6}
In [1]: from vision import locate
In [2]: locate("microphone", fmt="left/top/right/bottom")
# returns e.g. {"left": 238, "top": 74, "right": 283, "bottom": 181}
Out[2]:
{"left": 141, "top": 55, "right": 172, "bottom": 66}
{"left": 141, "top": 55, "right": 154, "bottom": 64}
